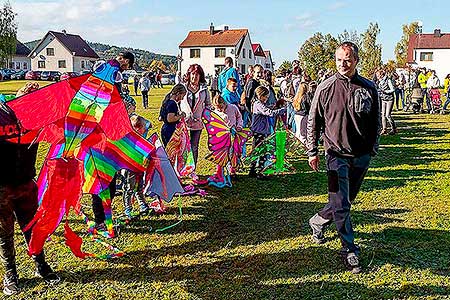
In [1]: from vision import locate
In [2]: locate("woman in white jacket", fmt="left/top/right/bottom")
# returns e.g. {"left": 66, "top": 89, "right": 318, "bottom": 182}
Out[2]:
{"left": 180, "top": 64, "right": 211, "bottom": 171}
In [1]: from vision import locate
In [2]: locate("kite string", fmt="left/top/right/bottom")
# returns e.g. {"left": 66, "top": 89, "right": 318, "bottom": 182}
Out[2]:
{"left": 154, "top": 195, "right": 183, "bottom": 233}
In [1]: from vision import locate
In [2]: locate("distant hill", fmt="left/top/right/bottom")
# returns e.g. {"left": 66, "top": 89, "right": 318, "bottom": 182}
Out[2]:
{"left": 24, "top": 40, "right": 177, "bottom": 72}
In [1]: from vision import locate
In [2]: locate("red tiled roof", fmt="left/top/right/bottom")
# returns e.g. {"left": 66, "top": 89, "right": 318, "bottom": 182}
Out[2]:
{"left": 179, "top": 29, "right": 248, "bottom": 48}
{"left": 407, "top": 33, "right": 450, "bottom": 62}
{"left": 252, "top": 43, "right": 265, "bottom": 57}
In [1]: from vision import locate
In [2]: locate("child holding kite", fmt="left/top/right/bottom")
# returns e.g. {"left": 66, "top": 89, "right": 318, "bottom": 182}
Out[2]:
{"left": 121, "top": 114, "right": 152, "bottom": 219}
{"left": 159, "top": 84, "right": 187, "bottom": 146}
{"left": 249, "top": 86, "right": 286, "bottom": 178}
{"left": 208, "top": 95, "right": 244, "bottom": 182}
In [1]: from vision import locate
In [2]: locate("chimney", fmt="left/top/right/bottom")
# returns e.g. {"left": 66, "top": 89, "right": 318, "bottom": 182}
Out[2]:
{"left": 434, "top": 29, "right": 441, "bottom": 37}
{"left": 209, "top": 23, "right": 214, "bottom": 35}
{"left": 224, "top": 25, "right": 229, "bottom": 31}
{"left": 62, "top": 29, "right": 67, "bottom": 35}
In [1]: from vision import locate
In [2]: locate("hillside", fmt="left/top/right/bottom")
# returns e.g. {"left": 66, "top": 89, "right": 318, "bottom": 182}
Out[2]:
{"left": 24, "top": 40, "right": 177, "bottom": 72}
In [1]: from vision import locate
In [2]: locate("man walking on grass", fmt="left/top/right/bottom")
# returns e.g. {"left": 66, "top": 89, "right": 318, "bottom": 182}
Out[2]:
{"left": 306, "top": 42, "right": 380, "bottom": 274}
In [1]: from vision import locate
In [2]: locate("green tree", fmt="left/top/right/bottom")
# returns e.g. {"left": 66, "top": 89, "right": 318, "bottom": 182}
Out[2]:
{"left": 276, "top": 60, "right": 292, "bottom": 75}
{"left": 337, "top": 29, "right": 361, "bottom": 48}
{"left": 394, "top": 22, "right": 419, "bottom": 67}
{"left": 359, "top": 22, "right": 382, "bottom": 78}
{"left": 298, "top": 32, "right": 338, "bottom": 79}
{"left": 0, "top": 1, "right": 17, "bottom": 68}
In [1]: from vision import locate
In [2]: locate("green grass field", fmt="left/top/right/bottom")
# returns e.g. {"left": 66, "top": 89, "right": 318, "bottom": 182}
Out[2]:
{"left": 0, "top": 80, "right": 449, "bottom": 299}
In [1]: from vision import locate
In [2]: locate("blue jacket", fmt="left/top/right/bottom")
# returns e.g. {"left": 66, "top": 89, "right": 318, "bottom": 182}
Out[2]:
{"left": 221, "top": 88, "right": 240, "bottom": 105}
{"left": 218, "top": 67, "right": 242, "bottom": 95}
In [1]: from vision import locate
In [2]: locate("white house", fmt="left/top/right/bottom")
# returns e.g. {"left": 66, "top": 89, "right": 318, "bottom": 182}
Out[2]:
{"left": 29, "top": 30, "right": 99, "bottom": 73}
{"left": 263, "top": 50, "right": 274, "bottom": 72}
{"left": 251, "top": 44, "right": 274, "bottom": 72}
{"left": 407, "top": 29, "right": 450, "bottom": 82}
{"left": 10, "top": 41, "right": 31, "bottom": 71}
{"left": 179, "top": 24, "right": 256, "bottom": 77}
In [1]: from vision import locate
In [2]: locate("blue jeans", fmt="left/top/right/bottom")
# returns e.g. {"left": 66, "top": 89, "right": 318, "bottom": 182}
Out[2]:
{"left": 287, "top": 102, "right": 296, "bottom": 132}
{"left": 394, "top": 88, "right": 404, "bottom": 110}
{"left": 317, "top": 153, "right": 371, "bottom": 252}
{"left": 443, "top": 91, "right": 450, "bottom": 110}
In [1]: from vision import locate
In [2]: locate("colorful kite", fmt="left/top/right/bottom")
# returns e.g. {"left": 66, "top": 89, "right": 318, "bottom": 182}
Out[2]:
{"left": 244, "top": 120, "right": 305, "bottom": 175}
{"left": 7, "top": 60, "right": 175, "bottom": 258}
{"left": 202, "top": 108, "right": 251, "bottom": 187}
{"left": 165, "top": 120, "right": 195, "bottom": 177}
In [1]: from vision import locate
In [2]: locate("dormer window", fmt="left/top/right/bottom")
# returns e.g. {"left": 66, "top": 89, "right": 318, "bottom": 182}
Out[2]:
{"left": 46, "top": 48, "right": 54, "bottom": 56}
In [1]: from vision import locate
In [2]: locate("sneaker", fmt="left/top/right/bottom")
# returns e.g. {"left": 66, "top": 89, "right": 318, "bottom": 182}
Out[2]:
{"left": 94, "top": 222, "right": 107, "bottom": 232}
{"left": 35, "top": 262, "right": 60, "bottom": 285}
{"left": 139, "top": 205, "right": 150, "bottom": 216}
{"left": 3, "top": 272, "right": 19, "bottom": 296}
{"left": 308, "top": 214, "right": 330, "bottom": 244}
{"left": 343, "top": 252, "right": 362, "bottom": 274}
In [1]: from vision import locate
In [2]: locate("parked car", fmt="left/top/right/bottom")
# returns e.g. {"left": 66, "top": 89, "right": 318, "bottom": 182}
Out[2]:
{"left": 274, "top": 76, "right": 285, "bottom": 87}
{"left": 10, "top": 70, "right": 27, "bottom": 80}
{"left": 0, "top": 69, "right": 16, "bottom": 80}
{"left": 25, "top": 70, "right": 41, "bottom": 80}
{"left": 60, "top": 72, "right": 79, "bottom": 80}
{"left": 40, "top": 71, "right": 61, "bottom": 81}
{"left": 80, "top": 70, "right": 91, "bottom": 76}
{"left": 161, "top": 74, "right": 175, "bottom": 85}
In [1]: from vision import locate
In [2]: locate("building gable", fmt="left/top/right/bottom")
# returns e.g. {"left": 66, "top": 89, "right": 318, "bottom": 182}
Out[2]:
{"left": 179, "top": 28, "right": 248, "bottom": 48}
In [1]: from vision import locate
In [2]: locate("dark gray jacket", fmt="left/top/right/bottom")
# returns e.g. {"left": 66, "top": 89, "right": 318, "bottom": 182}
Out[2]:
{"left": 306, "top": 72, "right": 381, "bottom": 158}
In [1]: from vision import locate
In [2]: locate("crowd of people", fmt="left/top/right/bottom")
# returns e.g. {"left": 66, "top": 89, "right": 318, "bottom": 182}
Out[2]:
{"left": 6, "top": 40, "right": 449, "bottom": 295}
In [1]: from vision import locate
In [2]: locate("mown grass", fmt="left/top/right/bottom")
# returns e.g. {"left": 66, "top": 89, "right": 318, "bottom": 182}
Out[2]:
{"left": 0, "top": 80, "right": 449, "bottom": 299}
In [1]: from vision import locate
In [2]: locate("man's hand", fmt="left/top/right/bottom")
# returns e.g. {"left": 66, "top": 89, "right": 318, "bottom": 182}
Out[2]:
{"left": 308, "top": 155, "right": 320, "bottom": 172}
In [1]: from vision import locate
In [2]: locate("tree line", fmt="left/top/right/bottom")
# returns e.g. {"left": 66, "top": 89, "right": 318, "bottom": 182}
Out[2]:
{"left": 278, "top": 22, "right": 419, "bottom": 80}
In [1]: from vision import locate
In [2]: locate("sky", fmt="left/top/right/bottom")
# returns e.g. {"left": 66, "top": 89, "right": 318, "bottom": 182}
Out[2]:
{"left": 11, "top": 0, "right": 449, "bottom": 67}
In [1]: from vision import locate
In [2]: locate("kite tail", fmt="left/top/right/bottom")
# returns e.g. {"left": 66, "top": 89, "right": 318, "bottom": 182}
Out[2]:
{"left": 26, "top": 158, "right": 83, "bottom": 256}
{"left": 64, "top": 221, "right": 88, "bottom": 259}
{"left": 99, "top": 189, "right": 115, "bottom": 238}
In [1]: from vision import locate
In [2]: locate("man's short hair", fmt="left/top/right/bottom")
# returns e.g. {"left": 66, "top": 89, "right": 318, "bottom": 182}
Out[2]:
{"left": 225, "top": 57, "right": 233, "bottom": 66}
{"left": 227, "top": 78, "right": 237, "bottom": 84}
{"left": 336, "top": 42, "right": 359, "bottom": 61}
{"left": 119, "top": 51, "right": 135, "bottom": 69}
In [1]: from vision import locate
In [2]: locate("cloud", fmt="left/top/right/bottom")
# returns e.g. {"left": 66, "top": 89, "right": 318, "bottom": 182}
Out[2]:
{"left": 13, "top": 0, "right": 133, "bottom": 41}
{"left": 327, "top": 1, "right": 347, "bottom": 11}
{"left": 285, "top": 13, "right": 318, "bottom": 31}
{"left": 131, "top": 15, "right": 178, "bottom": 25}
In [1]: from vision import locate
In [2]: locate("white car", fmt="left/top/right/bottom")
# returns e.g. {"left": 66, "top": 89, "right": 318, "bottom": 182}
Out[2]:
{"left": 161, "top": 74, "right": 175, "bottom": 85}
{"left": 274, "top": 76, "right": 285, "bottom": 87}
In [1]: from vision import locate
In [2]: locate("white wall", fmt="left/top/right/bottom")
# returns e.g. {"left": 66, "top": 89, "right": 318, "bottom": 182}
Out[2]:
{"left": 180, "top": 46, "right": 234, "bottom": 77}
{"left": 11, "top": 56, "right": 31, "bottom": 70}
{"left": 73, "top": 56, "right": 95, "bottom": 73}
{"left": 235, "top": 34, "right": 254, "bottom": 74}
{"left": 413, "top": 48, "right": 450, "bottom": 83}
{"left": 30, "top": 34, "right": 73, "bottom": 71}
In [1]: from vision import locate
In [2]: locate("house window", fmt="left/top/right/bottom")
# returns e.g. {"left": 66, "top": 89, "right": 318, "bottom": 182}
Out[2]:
{"left": 215, "top": 48, "right": 226, "bottom": 58}
{"left": 190, "top": 49, "right": 200, "bottom": 58}
{"left": 240, "top": 64, "right": 246, "bottom": 74}
{"left": 58, "top": 60, "right": 66, "bottom": 68}
{"left": 242, "top": 48, "right": 245, "bottom": 58}
{"left": 81, "top": 60, "right": 86, "bottom": 69}
{"left": 265, "top": 63, "right": 271, "bottom": 69}
{"left": 9, "top": 62, "right": 14, "bottom": 68}
{"left": 38, "top": 61, "right": 45, "bottom": 68}
{"left": 23, "top": 62, "right": 28, "bottom": 70}
{"left": 249, "top": 50, "right": 252, "bottom": 59}
{"left": 46, "top": 48, "right": 55, "bottom": 56}
{"left": 419, "top": 52, "right": 433, "bottom": 61}
{"left": 15, "top": 62, "right": 21, "bottom": 69}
